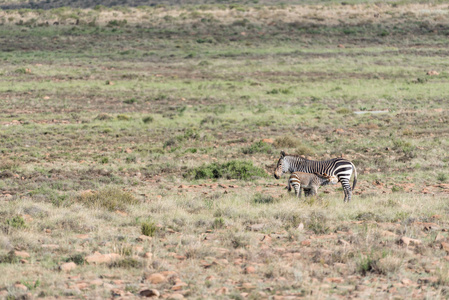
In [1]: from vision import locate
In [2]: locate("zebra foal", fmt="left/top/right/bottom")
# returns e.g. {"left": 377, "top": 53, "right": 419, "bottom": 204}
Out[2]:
{"left": 288, "top": 172, "right": 338, "bottom": 198}
{"left": 274, "top": 151, "right": 358, "bottom": 202}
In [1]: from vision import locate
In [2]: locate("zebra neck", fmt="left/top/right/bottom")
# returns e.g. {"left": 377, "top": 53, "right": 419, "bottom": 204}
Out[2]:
{"left": 287, "top": 156, "right": 306, "bottom": 172}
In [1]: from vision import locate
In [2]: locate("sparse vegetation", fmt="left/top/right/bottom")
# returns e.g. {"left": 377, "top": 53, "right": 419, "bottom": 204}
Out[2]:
{"left": 0, "top": 1, "right": 448, "bottom": 298}
{"left": 72, "top": 187, "right": 138, "bottom": 211}
{"left": 186, "top": 161, "right": 267, "bottom": 180}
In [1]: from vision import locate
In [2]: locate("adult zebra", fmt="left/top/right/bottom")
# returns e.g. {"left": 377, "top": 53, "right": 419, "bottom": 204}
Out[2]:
{"left": 274, "top": 151, "right": 357, "bottom": 202}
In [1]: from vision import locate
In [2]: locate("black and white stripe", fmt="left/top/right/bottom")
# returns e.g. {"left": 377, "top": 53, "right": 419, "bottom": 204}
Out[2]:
{"left": 288, "top": 172, "right": 337, "bottom": 198}
{"left": 274, "top": 151, "right": 357, "bottom": 202}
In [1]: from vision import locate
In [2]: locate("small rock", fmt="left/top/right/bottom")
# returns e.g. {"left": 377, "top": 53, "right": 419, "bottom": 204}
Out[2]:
{"left": 262, "top": 138, "right": 274, "bottom": 144}
{"left": 140, "top": 289, "right": 160, "bottom": 298}
{"left": 85, "top": 252, "right": 120, "bottom": 264}
{"left": 216, "top": 287, "right": 229, "bottom": 295}
{"left": 167, "top": 294, "right": 184, "bottom": 300}
{"left": 111, "top": 289, "right": 124, "bottom": 297}
{"left": 418, "top": 277, "right": 438, "bottom": 284}
{"left": 241, "top": 283, "right": 255, "bottom": 290}
{"left": 337, "top": 239, "right": 350, "bottom": 247}
{"left": 60, "top": 262, "right": 77, "bottom": 272}
{"left": 172, "top": 281, "right": 188, "bottom": 291}
{"left": 14, "top": 251, "right": 30, "bottom": 258}
{"left": 42, "top": 244, "right": 59, "bottom": 250}
{"left": 14, "top": 283, "right": 28, "bottom": 291}
{"left": 137, "top": 235, "right": 152, "bottom": 242}
{"left": 146, "top": 273, "right": 166, "bottom": 284}
{"left": 301, "top": 240, "right": 311, "bottom": 246}
{"left": 441, "top": 242, "right": 449, "bottom": 253}
{"left": 399, "top": 236, "right": 422, "bottom": 246}
{"left": 76, "top": 234, "right": 89, "bottom": 239}
{"left": 248, "top": 223, "right": 264, "bottom": 231}
{"left": 297, "top": 223, "right": 304, "bottom": 231}
{"left": 401, "top": 278, "right": 413, "bottom": 285}
{"left": 324, "top": 277, "right": 344, "bottom": 283}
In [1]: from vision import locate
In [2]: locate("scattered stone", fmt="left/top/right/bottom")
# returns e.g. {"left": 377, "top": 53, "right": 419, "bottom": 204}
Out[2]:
{"left": 85, "top": 252, "right": 120, "bottom": 264}
{"left": 111, "top": 289, "right": 125, "bottom": 297}
{"left": 90, "top": 279, "right": 103, "bottom": 286}
{"left": 216, "top": 287, "right": 229, "bottom": 295}
{"left": 137, "top": 235, "right": 152, "bottom": 242}
{"left": 297, "top": 223, "right": 304, "bottom": 231}
{"left": 167, "top": 293, "right": 184, "bottom": 300}
{"left": 139, "top": 289, "right": 160, "bottom": 298}
{"left": 418, "top": 277, "right": 438, "bottom": 284}
{"left": 14, "top": 251, "right": 30, "bottom": 258}
{"left": 324, "top": 277, "right": 344, "bottom": 283}
{"left": 172, "top": 281, "right": 188, "bottom": 291}
{"left": 262, "top": 138, "right": 274, "bottom": 144}
{"left": 441, "top": 242, "right": 449, "bottom": 253}
{"left": 301, "top": 240, "right": 311, "bottom": 246}
{"left": 241, "top": 283, "right": 256, "bottom": 290}
{"left": 260, "top": 235, "right": 272, "bottom": 243}
{"left": 76, "top": 234, "right": 89, "bottom": 239}
{"left": 146, "top": 273, "right": 167, "bottom": 284}
{"left": 401, "top": 278, "right": 413, "bottom": 285}
{"left": 337, "top": 239, "right": 350, "bottom": 247}
{"left": 14, "top": 283, "right": 28, "bottom": 291}
{"left": 42, "top": 244, "right": 60, "bottom": 250}
{"left": 399, "top": 236, "right": 422, "bottom": 246}
{"left": 248, "top": 223, "right": 264, "bottom": 231}
{"left": 381, "top": 230, "right": 397, "bottom": 237}
{"left": 60, "top": 262, "right": 77, "bottom": 272}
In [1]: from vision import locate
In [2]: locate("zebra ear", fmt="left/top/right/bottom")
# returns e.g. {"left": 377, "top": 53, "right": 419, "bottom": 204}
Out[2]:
{"left": 280, "top": 151, "right": 286, "bottom": 157}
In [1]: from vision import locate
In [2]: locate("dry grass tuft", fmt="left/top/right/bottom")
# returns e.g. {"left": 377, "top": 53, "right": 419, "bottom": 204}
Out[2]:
{"left": 72, "top": 187, "right": 138, "bottom": 211}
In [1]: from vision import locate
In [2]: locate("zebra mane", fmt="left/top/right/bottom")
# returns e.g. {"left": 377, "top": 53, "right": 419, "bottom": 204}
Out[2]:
{"left": 283, "top": 153, "right": 308, "bottom": 160}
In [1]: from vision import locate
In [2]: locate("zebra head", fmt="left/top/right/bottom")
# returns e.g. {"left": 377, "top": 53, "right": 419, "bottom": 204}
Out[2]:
{"left": 274, "top": 151, "right": 288, "bottom": 179}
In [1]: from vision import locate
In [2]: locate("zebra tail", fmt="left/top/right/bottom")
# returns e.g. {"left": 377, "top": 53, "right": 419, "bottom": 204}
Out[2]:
{"left": 352, "top": 163, "right": 357, "bottom": 191}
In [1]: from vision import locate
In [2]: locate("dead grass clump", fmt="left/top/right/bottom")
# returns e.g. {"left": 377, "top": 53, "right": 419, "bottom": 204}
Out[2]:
{"left": 141, "top": 220, "right": 157, "bottom": 237}
{"left": 253, "top": 193, "right": 276, "bottom": 204}
{"left": 109, "top": 257, "right": 142, "bottom": 269}
{"left": 356, "top": 250, "right": 403, "bottom": 275}
{"left": 0, "top": 159, "right": 19, "bottom": 170}
{"left": 307, "top": 211, "right": 329, "bottom": 234}
{"left": 72, "top": 187, "right": 138, "bottom": 211}
{"left": 95, "top": 113, "right": 112, "bottom": 121}
{"left": 273, "top": 136, "right": 298, "bottom": 149}
{"left": 0, "top": 250, "right": 19, "bottom": 264}
{"left": 295, "top": 144, "right": 315, "bottom": 156}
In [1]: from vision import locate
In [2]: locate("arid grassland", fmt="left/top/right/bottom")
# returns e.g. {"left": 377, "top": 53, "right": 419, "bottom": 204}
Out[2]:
{"left": 1, "top": 1, "right": 449, "bottom": 299}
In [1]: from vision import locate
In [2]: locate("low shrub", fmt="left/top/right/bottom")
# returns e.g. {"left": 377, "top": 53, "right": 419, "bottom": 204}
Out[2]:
{"left": 186, "top": 160, "right": 267, "bottom": 180}
{"left": 274, "top": 136, "right": 298, "bottom": 148}
{"left": 72, "top": 187, "right": 138, "bottom": 211}
{"left": 242, "top": 140, "right": 273, "bottom": 154}
{"left": 253, "top": 193, "right": 276, "bottom": 204}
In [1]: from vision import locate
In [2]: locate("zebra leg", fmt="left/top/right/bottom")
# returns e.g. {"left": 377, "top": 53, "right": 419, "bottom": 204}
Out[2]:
{"left": 340, "top": 179, "right": 352, "bottom": 202}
